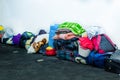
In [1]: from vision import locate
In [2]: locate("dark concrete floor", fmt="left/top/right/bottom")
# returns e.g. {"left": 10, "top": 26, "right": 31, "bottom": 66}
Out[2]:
{"left": 0, "top": 43, "right": 119, "bottom": 80}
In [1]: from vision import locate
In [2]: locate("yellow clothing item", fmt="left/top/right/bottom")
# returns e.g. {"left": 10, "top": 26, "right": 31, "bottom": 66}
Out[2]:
{"left": 0, "top": 25, "right": 4, "bottom": 31}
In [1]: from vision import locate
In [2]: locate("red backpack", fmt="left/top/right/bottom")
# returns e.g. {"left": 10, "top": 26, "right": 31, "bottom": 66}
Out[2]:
{"left": 91, "top": 34, "right": 117, "bottom": 54}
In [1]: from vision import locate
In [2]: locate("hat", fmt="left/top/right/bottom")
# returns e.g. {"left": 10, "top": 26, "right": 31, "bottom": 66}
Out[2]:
{"left": 38, "top": 29, "right": 47, "bottom": 35}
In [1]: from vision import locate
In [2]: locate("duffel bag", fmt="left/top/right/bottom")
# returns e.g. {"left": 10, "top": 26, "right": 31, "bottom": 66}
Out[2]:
{"left": 104, "top": 50, "right": 120, "bottom": 74}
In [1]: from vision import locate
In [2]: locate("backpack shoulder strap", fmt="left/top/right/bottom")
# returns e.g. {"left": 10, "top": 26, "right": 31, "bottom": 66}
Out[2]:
{"left": 95, "top": 34, "right": 101, "bottom": 51}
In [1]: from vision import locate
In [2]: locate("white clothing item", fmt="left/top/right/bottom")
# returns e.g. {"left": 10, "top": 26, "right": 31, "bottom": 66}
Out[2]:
{"left": 86, "top": 26, "right": 105, "bottom": 39}
{"left": 78, "top": 45, "right": 91, "bottom": 57}
{"left": 78, "top": 41, "right": 90, "bottom": 57}
{"left": 27, "top": 34, "right": 49, "bottom": 54}
{"left": 33, "top": 34, "right": 49, "bottom": 43}
{"left": 3, "top": 27, "right": 14, "bottom": 38}
{"left": 27, "top": 45, "right": 36, "bottom": 54}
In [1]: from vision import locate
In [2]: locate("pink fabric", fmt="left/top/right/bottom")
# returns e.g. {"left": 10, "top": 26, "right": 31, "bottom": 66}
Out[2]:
{"left": 91, "top": 36, "right": 105, "bottom": 53}
{"left": 79, "top": 37, "right": 94, "bottom": 50}
{"left": 53, "top": 32, "right": 76, "bottom": 40}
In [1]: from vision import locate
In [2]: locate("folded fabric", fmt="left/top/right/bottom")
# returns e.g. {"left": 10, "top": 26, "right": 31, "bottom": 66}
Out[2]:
{"left": 53, "top": 32, "right": 76, "bottom": 40}
{"left": 59, "top": 22, "right": 85, "bottom": 36}
{"left": 55, "top": 28, "right": 71, "bottom": 34}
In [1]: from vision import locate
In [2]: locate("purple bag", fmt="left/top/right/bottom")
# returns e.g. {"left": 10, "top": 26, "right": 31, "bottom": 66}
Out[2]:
{"left": 12, "top": 33, "right": 21, "bottom": 45}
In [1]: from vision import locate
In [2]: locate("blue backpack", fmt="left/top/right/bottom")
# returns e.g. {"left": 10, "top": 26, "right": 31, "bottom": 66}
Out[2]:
{"left": 86, "top": 51, "right": 112, "bottom": 68}
{"left": 19, "top": 31, "right": 35, "bottom": 48}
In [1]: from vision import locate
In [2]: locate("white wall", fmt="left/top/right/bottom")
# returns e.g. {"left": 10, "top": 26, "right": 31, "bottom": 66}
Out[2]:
{"left": 0, "top": 0, "right": 120, "bottom": 48}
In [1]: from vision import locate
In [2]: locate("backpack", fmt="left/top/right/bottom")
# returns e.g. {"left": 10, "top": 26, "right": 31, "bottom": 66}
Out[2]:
{"left": 91, "top": 34, "right": 117, "bottom": 54}
{"left": 53, "top": 38, "right": 79, "bottom": 61}
{"left": 87, "top": 51, "right": 112, "bottom": 68}
{"left": 19, "top": 31, "right": 35, "bottom": 48}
